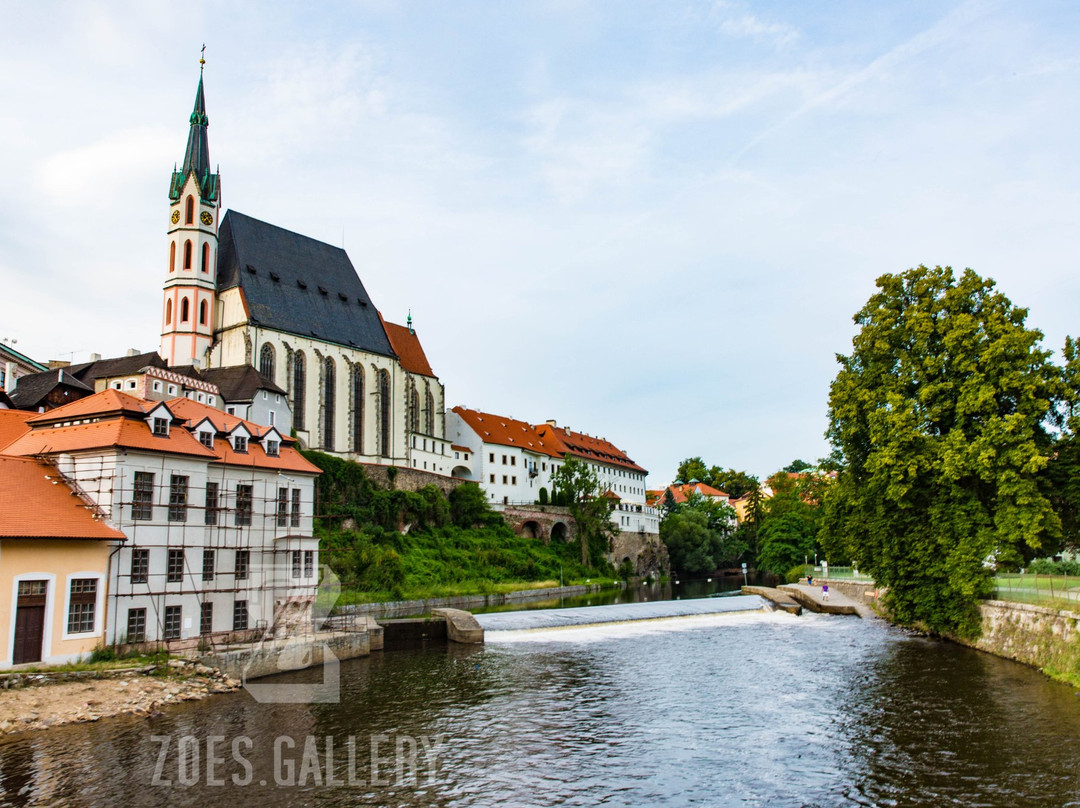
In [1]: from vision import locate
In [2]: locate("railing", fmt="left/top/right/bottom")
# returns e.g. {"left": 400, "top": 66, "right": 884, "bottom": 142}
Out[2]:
{"left": 809, "top": 565, "right": 874, "bottom": 582}
{"left": 992, "top": 574, "right": 1080, "bottom": 609}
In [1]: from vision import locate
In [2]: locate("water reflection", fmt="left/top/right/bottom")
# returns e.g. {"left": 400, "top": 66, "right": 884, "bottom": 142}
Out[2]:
{"left": 2, "top": 612, "right": 1080, "bottom": 806}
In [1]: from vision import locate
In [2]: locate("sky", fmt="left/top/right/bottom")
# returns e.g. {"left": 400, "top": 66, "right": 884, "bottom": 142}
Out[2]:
{"left": 2, "top": 1, "right": 1079, "bottom": 483}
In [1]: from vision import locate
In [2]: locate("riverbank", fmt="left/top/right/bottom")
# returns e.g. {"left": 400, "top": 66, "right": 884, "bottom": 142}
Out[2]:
{"left": 0, "top": 660, "right": 240, "bottom": 735}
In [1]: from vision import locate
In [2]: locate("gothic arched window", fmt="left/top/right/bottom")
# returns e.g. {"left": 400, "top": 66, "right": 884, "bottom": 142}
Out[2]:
{"left": 352, "top": 365, "right": 364, "bottom": 454}
{"left": 425, "top": 385, "right": 435, "bottom": 436}
{"left": 293, "top": 351, "right": 306, "bottom": 430}
{"left": 169, "top": 241, "right": 176, "bottom": 272}
{"left": 201, "top": 242, "right": 210, "bottom": 273}
{"left": 185, "top": 195, "right": 194, "bottom": 225}
{"left": 198, "top": 300, "right": 208, "bottom": 326}
{"left": 259, "top": 343, "right": 275, "bottom": 381}
{"left": 183, "top": 240, "right": 192, "bottom": 270}
{"left": 165, "top": 299, "right": 173, "bottom": 325}
{"left": 408, "top": 380, "right": 420, "bottom": 434}
{"left": 379, "top": 369, "right": 391, "bottom": 458}
{"left": 180, "top": 297, "right": 190, "bottom": 323}
{"left": 322, "top": 357, "right": 336, "bottom": 451}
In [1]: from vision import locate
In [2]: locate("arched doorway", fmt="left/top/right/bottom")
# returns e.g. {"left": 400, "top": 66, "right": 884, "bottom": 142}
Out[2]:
{"left": 550, "top": 522, "right": 568, "bottom": 543}
{"left": 521, "top": 520, "right": 543, "bottom": 539}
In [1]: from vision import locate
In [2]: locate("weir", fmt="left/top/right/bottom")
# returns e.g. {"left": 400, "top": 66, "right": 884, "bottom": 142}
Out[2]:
{"left": 475, "top": 593, "right": 765, "bottom": 632}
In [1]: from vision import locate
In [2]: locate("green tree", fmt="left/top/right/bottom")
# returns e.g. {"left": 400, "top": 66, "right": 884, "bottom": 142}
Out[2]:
{"left": 783, "top": 459, "right": 813, "bottom": 474}
{"left": 756, "top": 479, "right": 822, "bottom": 575}
{"left": 660, "top": 492, "right": 743, "bottom": 574}
{"left": 552, "top": 455, "right": 616, "bottom": 567}
{"left": 676, "top": 456, "right": 709, "bottom": 484}
{"left": 821, "top": 266, "right": 1061, "bottom": 637}
{"left": 711, "top": 469, "right": 758, "bottom": 499}
{"left": 659, "top": 487, "right": 679, "bottom": 518}
{"left": 449, "top": 482, "right": 491, "bottom": 528}
{"left": 1045, "top": 336, "right": 1080, "bottom": 551}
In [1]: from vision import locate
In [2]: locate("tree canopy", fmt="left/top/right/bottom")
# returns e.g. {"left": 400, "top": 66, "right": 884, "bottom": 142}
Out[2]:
{"left": 673, "top": 457, "right": 758, "bottom": 499}
{"left": 551, "top": 455, "right": 616, "bottom": 567}
{"left": 821, "top": 266, "right": 1061, "bottom": 637}
{"left": 660, "top": 491, "right": 743, "bottom": 575}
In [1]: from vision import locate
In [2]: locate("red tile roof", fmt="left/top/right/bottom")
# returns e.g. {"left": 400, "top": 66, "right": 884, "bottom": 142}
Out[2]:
{"left": 0, "top": 455, "right": 125, "bottom": 540}
{"left": 165, "top": 397, "right": 321, "bottom": 475}
{"left": 382, "top": 318, "right": 436, "bottom": 378}
{"left": 26, "top": 388, "right": 148, "bottom": 424}
{"left": 661, "top": 483, "right": 730, "bottom": 504}
{"left": 4, "top": 416, "right": 218, "bottom": 459}
{"left": 534, "top": 424, "right": 647, "bottom": 474}
{"left": 4, "top": 390, "right": 319, "bottom": 475}
{"left": 452, "top": 407, "right": 562, "bottom": 457}
{"left": 450, "top": 444, "right": 472, "bottom": 454}
{"left": 0, "top": 410, "right": 34, "bottom": 451}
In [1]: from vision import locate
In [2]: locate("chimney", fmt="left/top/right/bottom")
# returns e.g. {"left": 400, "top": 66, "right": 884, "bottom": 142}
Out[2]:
{"left": 546, "top": 419, "right": 557, "bottom": 427}
{"left": 89, "top": 353, "right": 101, "bottom": 362}
{"left": 126, "top": 348, "right": 139, "bottom": 357}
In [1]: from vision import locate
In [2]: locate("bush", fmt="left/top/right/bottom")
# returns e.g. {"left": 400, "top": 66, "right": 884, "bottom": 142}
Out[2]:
{"left": 786, "top": 564, "right": 811, "bottom": 583}
{"left": 89, "top": 645, "right": 117, "bottom": 663}
{"left": 538, "top": 487, "right": 549, "bottom": 506}
{"left": 1027, "top": 558, "right": 1080, "bottom": 575}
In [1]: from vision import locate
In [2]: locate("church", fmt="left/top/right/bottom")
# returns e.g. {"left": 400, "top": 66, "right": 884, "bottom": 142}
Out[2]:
{"left": 160, "top": 64, "right": 452, "bottom": 475}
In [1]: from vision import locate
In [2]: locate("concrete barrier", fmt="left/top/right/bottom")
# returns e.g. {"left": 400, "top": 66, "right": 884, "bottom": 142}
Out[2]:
{"left": 432, "top": 608, "right": 485, "bottom": 644}
{"left": 202, "top": 630, "right": 370, "bottom": 681}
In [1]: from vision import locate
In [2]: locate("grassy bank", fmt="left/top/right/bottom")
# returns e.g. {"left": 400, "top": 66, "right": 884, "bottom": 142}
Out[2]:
{"left": 305, "top": 451, "right": 614, "bottom": 604}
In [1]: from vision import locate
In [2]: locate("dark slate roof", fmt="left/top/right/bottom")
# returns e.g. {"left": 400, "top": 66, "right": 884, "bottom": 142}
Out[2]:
{"left": 65, "top": 352, "right": 167, "bottom": 386}
{"left": 201, "top": 365, "right": 286, "bottom": 403}
{"left": 216, "top": 210, "right": 395, "bottom": 357}
{"left": 9, "top": 369, "right": 94, "bottom": 409}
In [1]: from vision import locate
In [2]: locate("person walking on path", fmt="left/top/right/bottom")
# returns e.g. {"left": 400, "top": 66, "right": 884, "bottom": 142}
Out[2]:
{"left": 821, "top": 583, "right": 829, "bottom": 601}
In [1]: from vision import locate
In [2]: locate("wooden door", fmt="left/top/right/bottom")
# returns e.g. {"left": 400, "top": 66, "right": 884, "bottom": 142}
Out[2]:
{"left": 13, "top": 581, "right": 47, "bottom": 665}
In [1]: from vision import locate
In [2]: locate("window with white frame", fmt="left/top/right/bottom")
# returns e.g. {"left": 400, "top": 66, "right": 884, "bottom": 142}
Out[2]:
{"left": 67, "top": 578, "right": 97, "bottom": 633}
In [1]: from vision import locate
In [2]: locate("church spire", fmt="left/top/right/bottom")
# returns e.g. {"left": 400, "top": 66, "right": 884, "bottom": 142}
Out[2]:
{"left": 169, "top": 48, "right": 219, "bottom": 203}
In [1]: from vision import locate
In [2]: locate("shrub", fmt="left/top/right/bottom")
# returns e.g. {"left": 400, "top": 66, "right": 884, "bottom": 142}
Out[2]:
{"left": 786, "top": 564, "right": 811, "bottom": 583}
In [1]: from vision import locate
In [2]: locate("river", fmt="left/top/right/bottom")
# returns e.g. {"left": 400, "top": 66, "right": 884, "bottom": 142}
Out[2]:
{"left": 2, "top": 589, "right": 1080, "bottom": 806}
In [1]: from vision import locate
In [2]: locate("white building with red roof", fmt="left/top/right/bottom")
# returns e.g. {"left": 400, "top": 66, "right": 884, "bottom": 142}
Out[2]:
{"left": 0, "top": 389, "right": 322, "bottom": 650}
{"left": 447, "top": 408, "right": 658, "bottom": 535}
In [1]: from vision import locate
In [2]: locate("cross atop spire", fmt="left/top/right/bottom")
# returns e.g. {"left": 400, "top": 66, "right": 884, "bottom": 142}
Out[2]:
{"left": 169, "top": 56, "right": 219, "bottom": 203}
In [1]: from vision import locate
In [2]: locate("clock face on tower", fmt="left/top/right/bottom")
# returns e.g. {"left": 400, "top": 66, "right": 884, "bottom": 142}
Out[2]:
{"left": 200, "top": 211, "right": 213, "bottom": 226}
{"left": 171, "top": 210, "right": 180, "bottom": 224}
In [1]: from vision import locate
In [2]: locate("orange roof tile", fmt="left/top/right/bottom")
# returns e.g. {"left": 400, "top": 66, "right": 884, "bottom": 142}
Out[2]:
{"left": 661, "top": 483, "right": 730, "bottom": 504}
{"left": 382, "top": 318, "right": 436, "bottom": 377}
{"left": 27, "top": 388, "right": 148, "bottom": 425}
{"left": 534, "top": 424, "right": 647, "bottom": 474}
{"left": 0, "top": 455, "right": 125, "bottom": 540}
{"left": 165, "top": 397, "right": 320, "bottom": 475}
{"left": 452, "top": 407, "right": 562, "bottom": 457}
{"left": 0, "top": 410, "right": 34, "bottom": 451}
{"left": 4, "top": 417, "right": 218, "bottom": 459}
{"left": 450, "top": 444, "right": 472, "bottom": 454}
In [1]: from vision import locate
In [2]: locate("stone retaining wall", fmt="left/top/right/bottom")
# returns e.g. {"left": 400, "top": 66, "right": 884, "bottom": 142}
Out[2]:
{"left": 958, "top": 600, "right": 1080, "bottom": 679}
{"left": 360, "top": 464, "right": 463, "bottom": 495}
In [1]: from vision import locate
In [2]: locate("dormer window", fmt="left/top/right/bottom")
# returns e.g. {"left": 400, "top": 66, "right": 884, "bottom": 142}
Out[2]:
{"left": 198, "top": 430, "right": 214, "bottom": 449}
{"left": 152, "top": 417, "right": 169, "bottom": 437}
{"left": 265, "top": 440, "right": 279, "bottom": 457}
{"left": 233, "top": 435, "right": 248, "bottom": 453}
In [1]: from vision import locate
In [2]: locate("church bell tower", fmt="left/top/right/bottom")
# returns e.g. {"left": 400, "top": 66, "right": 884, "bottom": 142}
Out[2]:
{"left": 160, "top": 52, "right": 221, "bottom": 367}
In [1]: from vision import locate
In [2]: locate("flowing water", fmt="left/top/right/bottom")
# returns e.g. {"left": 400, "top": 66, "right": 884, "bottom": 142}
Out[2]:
{"left": 2, "top": 597, "right": 1080, "bottom": 807}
